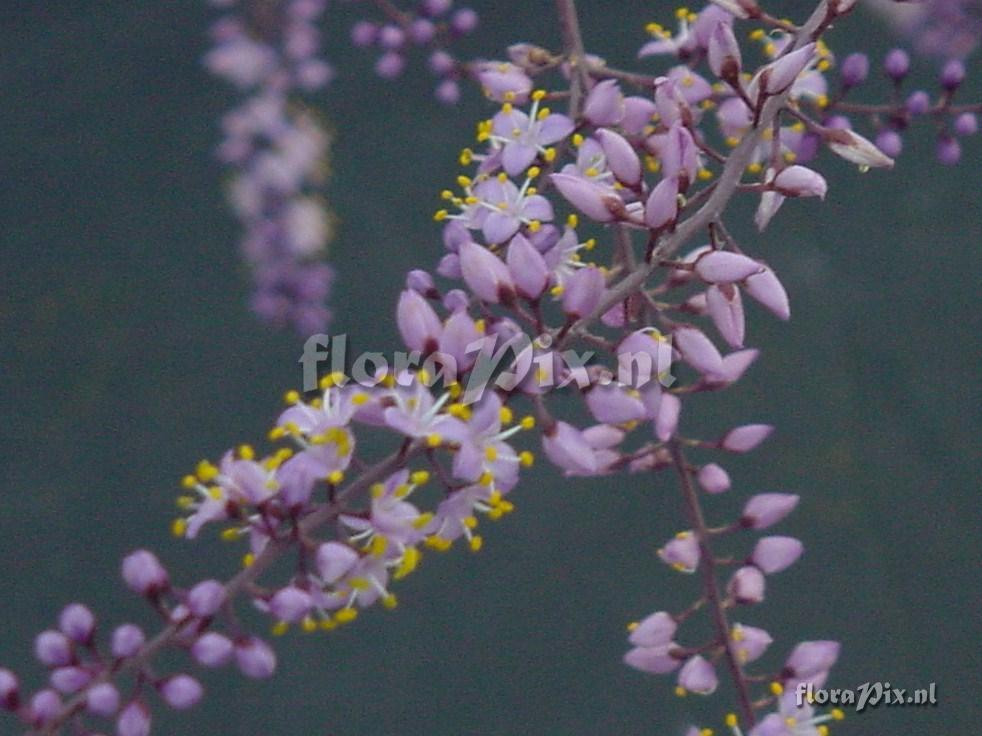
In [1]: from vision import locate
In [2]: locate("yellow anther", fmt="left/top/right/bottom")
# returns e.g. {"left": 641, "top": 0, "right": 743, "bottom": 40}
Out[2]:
{"left": 519, "top": 450, "right": 535, "bottom": 467}
{"left": 449, "top": 402, "right": 472, "bottom": 419}
{"left": 503, "top": 90, "right": 516, "bottom": 101}
{"left": 484, "top": 446, "right": 499, "bottom": 461}
{"left": 700, "top": 730, "right": 713, "bottom": 736}
{"left": 459, "top": 148, "right": 473, "bottom": 165}
{"left": 284, "top": 389, "right": 300, "bottom": 404}
{"left": 448, "top": 382, "right": 463, "bottom": 398}
{"left": 441, "top": 189, "right": 454, "bottom": 200}
{"left": 680, "top": 74, "right": 695, "bottom": 88}
{"left": 271, "top": 621, "right": 289, "bottom": 637}
{"left": 698, "top": 168, "right": 713, "bottom": 180}
{"left": 464, "top": 195, "right": 479, "bottom": 205}
{"left": 499, "top": 406, "right": 514, "bottom": 424}
{"left": 235, "top": 444, "right": 255, "bottom": 461}
{"left": 170, "top": 518, "right": 188, "bottom": 537}
{"left": 334, "top": 608, "right": 358, "bottom": 624}
{"left": 469, "top": 535, "right": 484, "bottom": 552}
{"left": 301, "top": 616, "right": 318, "bottom": 633}
{"left": 370, "top": 482, "right": 385, "bottom": 498}
{"left": 527, "top": 166, "right": 541, "bottom": 179}
{"left": 645, "top": 156, "right": 661, "bottom": 173}
{"left": 784, "top": 151, "right": 798, "bottom": 163}
{"left": 426, "top": 433, "right": 443, "bottom": 448}
{"left": 831, "top": 709, "right": 845, "bottom": 721}
{"left": 181, "top": 474, "right": 198, "bottom": 489}
{"left": 817, "top": 59, "right": 831, "bottom": 72}
{"left": 382, "top": 593, "right": 398, "bottom": 609}
{"left": 749, "top": 29, "right": 766, "bottom": 41}
{"left": 675, "top": 7, "right": 690, "bottom": 20}
{"left": 410, "top": 470, "right": 430, "bottom": 485}
{"left": 478, "top": 471, "right": 494, "bottom": 486}
{"left": 394, "top": 483, "right": 412, "bottom": 498}
{"left": 645, "top": 22, "right": 663, "bottom": 36}
{"left": 412, "top": 512, "right": 434, "bottom": 530}
{"left": 550, "top": 284, "right": 564, "bottom": 297}
{"left": 543, "top": 147, "right": 557, "bottom": 162}
{"left": 176, "top": 495, "right": 194, "bottom": 510}
{"left": 501, "top": 102, "right": 513, "bottom": 114}
{"left": 764, "top": 42, "right": 776, "bottom": 56}
{"left": 434, "top": 209, "right": 448, "bottom": 222}
{"left": 327, "top": 470, "right": 344, "bottom": 485}
{"left": 206, "top": 486, "right": 223, "bottom": 501}
{"left": 724, "top": 714, "right": 738, "bottom": 728}
{"left": 700, "top": 99, "right": 716, "bottom": 110}
{"left": 319, "top": 618, "right": 337, "bottom": 631}
{"left": 747, "top": 162, "right": 763, "bottom": 174}
{"left": 584, "top": 166, "right": 599, "bottom": 178}
{"left": 675, "top": 685, "right": 687, "bottom": 697}
{"left": 566, "top": 213, "right": 578, "bottom": 228}
{"left": 351, "top": 392, "right": 370, "bottom": 407}
{"left": 196, "top": 460, "right": 219, "bottom": 482}
{"left": 395, "top": 547, "right": 421, "bottom": 579}
{"left": 536, "top": 107, "right": 550, "bottom": 121}
{"left": 425, "top": 535, "right": 453, "bottom": 552}
{"left": 457, "top": 174, "right": 472, "bottom": 188}
{"left": 520, "top": 415, "right": 536, "bottom": 430}
{"left": 532, "top": 89, "right": 547, "bottom": 101}
{"left": 572, "top": 133, "right": 584, "bottom": 147}
{"left": 528, "top": 220, "right": 542, "bottom": 232}
{"left": 817, "top": 726, "right": 829, "bottom": 736}
{"left": 473, "top": 319, "right": 486, "bottom": 334}
{"left": 627, "top": 620, "right": 639, "bottom": 632}
{"left": 770, "top": 681, "right": 784, "bottom": 695}
{"left": 370, "top": 535, "right": 388, "bottom": 556}
{"left": 242, "top": 552, "right": 255, "bottom": 568}
{"left": 220, "top": 527, "right": 242, "bottom": 542}
{"left": 497, "top": 172, "right": 508, "bottom": 182}
{"left": 816, "top": 94, "right": 829, "bottom": 109}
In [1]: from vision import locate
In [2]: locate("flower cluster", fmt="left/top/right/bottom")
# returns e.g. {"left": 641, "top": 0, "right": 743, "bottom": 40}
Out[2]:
{"left": 348, "top": 0, "right": 479, "bottom": 103}
{"left": 205, "top": 0, "right": 336, "bottom": 335}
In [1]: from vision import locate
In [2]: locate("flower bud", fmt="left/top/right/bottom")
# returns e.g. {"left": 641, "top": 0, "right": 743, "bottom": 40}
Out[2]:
{"left": 111, "top": 624, "right": 145, "bottom": 659}
{"left": 752, "top": 536, "right": 804, "bottom": 573}
{"left": 785, "top": 640, "right": 841, "bottom": 679}
{"left": 706, "top": 284, "right": 745, "bottom": 349}
{"left": 741, "top": 493, "right": 800, "bottom": 529}
{"left": 191, "top": 632, "right": 234, "bottom": 668}
{"left": 678, "top": 655, "right": 718, "bottom": 694}
{"left": 35, "top": 630, "right": 72, "bottom": 668}
{"left": 562, "top": 265, "right": 606, "bottom": 319}
{"left": 550, "top": 173, "right": 619, "bottom": 222}
{"left": 624, "top": 645, "right": 681, "bottom": 674}
{"left": 86, "top": 682, "right": 120, "bottom": 717}
{"left": 731, "top": 623, "right": 773, "bottom": 663}
{"left": 940, "top": 59, "right": 965, "bottom": 91}
{"left": 728, "top": 565, "right": 765, "bottom": 604}
{"left": 0, "top": 668, "right": 19, "bottom": 711}
{"left": 744, "top": 268, "right": 790, "bottom": 320}
{"left": 883, "top": 48, "right": 909, "bottom": 81}
{"left": 658, "top": 531, "right": 700, "bottom": 573}
{"left": 316, "top": 541, "right": 359, "bottom": 584}
{"left": 117, "top": 699, "right": 151, "bottom": 736}
{"left": 269, "top": 586, "right": 313, "bottom": 624}
{"left": 644, "top": 175, "right": 679, "bottom": 231}
{"left": 629, "top": 612, "right": 677, "bottom": 648}
{"left": 674, "top": 326, "right": 723, "bottom": 378}
{"left": 708, "top": 21, "right": 741, "bottom": 81}
{"left": 840, "top": 52, "right": 868, "bottom": 87}
{"left": 235, "top": 637, "right": 277, "bottom": 679}
{"left": 159, "top": 674, "right": 204, "bottom": 710}
{"left": 716, "top": 348, "right": 759, "bottom": 384}
{"left": 460, "top": 241, "right": 515, "bottom": 304}
{"left": 58, "top": 603, "right": 95, "bottom": 644}
{"left": 506, "top": 233, "right": 548, "bottom": 299}
{"left": 694, "top": 251, "right": 762, "bottom": 284}
{"left": 954, "top": 112, "right": 978, "bottom": 136}
{"left": 720, "top": 423, "right": 774, "bottom": 452}
{"left": 596, "top": 129, "right": 641, "bottom": 186}
{"left": 759, "top": 44, "right": 816, "bottom": 95}
{"left": 50, "top": 666, "right": 92, "bottom": 694}
{"left": 475, "top": 61, "right": 531, "bottom": 103}
{"left": 824, "top": 128, "right": 895, "bottom": 169}
{"left": 906, "top": 90, "right": 931, "bottom": 115}
{"left": 654, "top": 392, "right": 681, "bottom": 442}
{"left": 771, "top": 165, "right": 827, "bottom": 198}
{"left": 406, "top": 269, "right": 437, "bottom": 297}
{"left": 936, "top": 135, "right": 961, "bottom": 165}
{"left": 583, "top": 79, "right": 625, "bottom": 126}
{"left": 187, "top": 580, "right": 227, "bottom": 619}
{"left": 121, "top": 550, "right": 169, "bottom": 596}
{"left": 397, "top": 289, "right": 443, "bottom": 353}
{"left": 542, "top": 421, "right": 599, "bottom": 475}
{"left": 30, "top": 689, "right": 62, "bottom": 727}
{"left": 875, "top": 129, "right": 902, "bottom": 158}
{"left": 696, "top": 463, "right": 731, "bottom": 494}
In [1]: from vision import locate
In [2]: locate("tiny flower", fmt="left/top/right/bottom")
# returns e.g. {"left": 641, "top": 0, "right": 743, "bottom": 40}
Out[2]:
{"left": 708, "top": 21, "right": 741, "bottom": 81}
{"left": 755, "top": 44, "right": 816, "bottom": 96}
{"left": 752, "top": 536, "right": 804, "bottom": 573}
{"left": 406, "top": 269, "right": 437, "bottom": 297}
{"left": 955, "top": 112, "right": 978, "bottom": 137}
{"left": 659, "top": 122, "right": 699, "bottom": 190}
{"left": 883, "top": 48, "right": 910, "bottom": 81}
{"left": 117, "top": 699, "right": 152, "bottom": 736}
{"left": 58, "top": 603, "right": 95, "bottom": 644}
{"left": 550, "top": 172, "right": 620, "bottom": 223}
{"left": 235, "top": 637, "right": 277, "bottom": 679}
{"left": 542, "top": 421, "right": 600, "bottom": 475}
{"left": 658, "top": 531, "right": 700, "bottom": 573}
{"left": 720, "top": 423, "right": 774, "bottom": 452}
{"left": 159, "top": 674, "right": 204, "bottom": 710}
{"left": 628, "top": 611, "right": 678, "bottom": 647}
{"left": 742, "top": 493, "right": 800, "bottom": 529}
{"left": 50, "top": 666, "right": 92, "bottom": 694}
{"left": 937, "top": 135, "right": 961, "bottom": 165}
{"left": 35, "top": 630, "right": 72, "bottom": 668}
{"left": 397, "top": 288, "right": 443, "bottom": 352}
{"left": 697, "top": 463, "right": 731, "bottom": 494}
{"left": 490, "top": 101, "right": 574, "bottom": 177}
{"left": 716, "top": 348, "right": 760, "bottom": 384}
{"left": 678, "top": 655, "right": 718, "bottom": 694}
{"left": 585, "top": 384, "right": 647, "bottom": 425}
{"left": 192, "top": 632, "right": 234, "bottom": 668}
{"left": 121, "top": 550, "right": 169, "bottom": 596}
{"left": 694, "top": 251, "right": 762, "bottom": 284}
{"left": 840, "top": 52, "right": 869, "bottom": 87}
{"left": 186, "top": 580, "right": 226, "bottom": 619}
{"left": 111, "top": 624, "right": 145, "bottom": 659}
{"left": 674, "top": 326, "right": 724, "bottom": 378}
{"left": 505, "top": 232, "right": 549, "bottom": 299}
{"left": 771, "top": 165, "right": 827, "bottom": 198}
{"left": 0, "top": 668, "right": 19, "bottom": 711}
{"left": 728, "top": 565, "right": 766, "bottom": 603}
{"left": 86, "top": 682, "right": 121, "bottom": 717}
{"left": 475, "top": 61, "right": 532, "bottom": 104}
{"left": 316, "top": 541, "right": 360, "bottom": 584}
{"left": 621, "top": 96, "right": 658, "bottom": 135}
{"left": 460, "top": 241, "right": 516, "bottom": 303}
{"left": 906, "top": 90, "right": 931, "bottom": 115}
{"left": 29, "top": 689, "right": 62, "bottom": 727}
{"left": 876, "top": 129, "right": 903, "bottom": 158}
{"left": 744, "top": 268, "right": 790, "bottom": 320}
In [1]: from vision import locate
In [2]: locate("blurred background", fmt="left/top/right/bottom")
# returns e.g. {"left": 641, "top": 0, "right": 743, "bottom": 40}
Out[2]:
{"left": 0, "top": 1, "right": 978, "bottom": 734}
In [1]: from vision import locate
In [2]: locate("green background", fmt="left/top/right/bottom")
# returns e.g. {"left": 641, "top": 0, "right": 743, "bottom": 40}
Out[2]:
{"left": 0, "top": 1, "right": 978, "bottom": 734}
